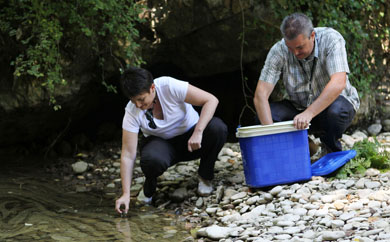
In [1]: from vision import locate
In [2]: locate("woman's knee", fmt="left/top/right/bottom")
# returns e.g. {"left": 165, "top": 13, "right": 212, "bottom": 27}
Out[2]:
{"left": 140, "top": 139, "right": 173, "bottom": 177}
{"left": 140, "top": 153, "right": 169, "bottom": 177}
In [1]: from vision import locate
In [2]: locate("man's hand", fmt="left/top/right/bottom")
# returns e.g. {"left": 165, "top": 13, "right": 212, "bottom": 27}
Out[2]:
{"left": 115, "top": 195, "right": 130, "bottom": 214}
{"left": 293, "top": 110, "right": 313, "bottom": 129}
{"left": 188, "top": 130, "right": 203, "bottom": 152}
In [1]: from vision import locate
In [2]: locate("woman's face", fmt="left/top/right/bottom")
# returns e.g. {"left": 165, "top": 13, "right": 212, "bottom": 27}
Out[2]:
{"left": 131, "top": 84, "right": 155, "bottom": 110}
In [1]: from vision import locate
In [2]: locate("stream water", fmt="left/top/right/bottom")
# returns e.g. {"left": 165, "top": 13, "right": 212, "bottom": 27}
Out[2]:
{"left": 0, "top": 161, "right": 190, "bottom": 241}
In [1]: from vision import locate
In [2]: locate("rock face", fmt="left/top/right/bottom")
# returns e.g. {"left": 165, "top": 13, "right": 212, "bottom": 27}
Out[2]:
{"left": 139, "top": 0, "right": 375, "bottom": 126}
{"left": 0, "top": 0, "right": 381, "bottom": 152}
{"left": 0, "top": 29, "right": 126, "bottom": 154}
{"left": 0, "top": 0, "right": 280, "bottom": 152}
{"left": 141, "top": 0, "right": 279, "bottom": 78}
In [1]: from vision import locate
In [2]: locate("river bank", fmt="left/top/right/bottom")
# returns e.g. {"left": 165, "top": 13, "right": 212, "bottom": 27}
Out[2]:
{"left": 42, "top": 126, "right": 390, "bottom": 241}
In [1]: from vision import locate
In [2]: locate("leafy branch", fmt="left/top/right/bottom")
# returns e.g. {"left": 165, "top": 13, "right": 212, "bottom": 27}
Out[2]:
{"left": 0, "top": 0, "right": 145, "bottom": 109}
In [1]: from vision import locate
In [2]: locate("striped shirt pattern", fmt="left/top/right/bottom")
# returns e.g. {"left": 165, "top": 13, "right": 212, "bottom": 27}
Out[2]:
{"left": 260, "top": 27, "right": 360, "bottom": 111}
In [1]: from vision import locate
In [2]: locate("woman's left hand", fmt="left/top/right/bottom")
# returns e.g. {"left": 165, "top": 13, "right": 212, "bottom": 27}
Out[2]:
{"left": 188, "top": 131, "right": 203, "bottom": 152}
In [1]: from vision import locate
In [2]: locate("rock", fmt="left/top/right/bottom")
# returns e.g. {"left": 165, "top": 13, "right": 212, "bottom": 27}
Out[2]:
{"left": 356, "top": 178, "right": 366, "bottom": 188}
{"left": 383, "top": 119, "right": 390, "bottom": 132}
{"left": 106, "top": 183, "right": 115, "bottom": 188}
{"left": 195, "top": 197, "right": 203, "bottom": 208}
{"left": 339, "top": 211, "right": 356, "bottom": 221}
{"left": 347, "top": 201, "right": 363, "bottom": 211}
{"left": 215, "top": 185, "right": 224, "bottom": 204}
{"left": 321, "top": 231, "right": 346, "bottom": 240}
{"left": 342, "top": 134, "right": 356, "bottom": 148}
{"left": 331, "top": 220, "right": 344, "bottom": 228}
{"left": 223, "top": 188, "right": 238, "bottom": 201}
{"left": 230, "top": 191, "right": 247, "bottom": 201}
{"left": 205, "top": 207, "right": 218, "bottom": 215}
{"left": 333, "top": 200, "right": 345, "bottom": 210}
{"left": 75, "top": 185, "right": 87, "bottom": 193}
{"left": 268, "top": 226, "right": 283, "bottom": 233}
{"left": 226, "top": 173, "right": 244, "bottom": 184}
{"left": 220, "top": 213, "right": 241, "bottom": 223}
{"left": 246, "top": 195, "right": 259, "bottom": 205}
{"left": 170, "top": 187, "right": 188, "bottom": 202}
{"left": 365, "top": 168, "right": 380, "bottom": 177}
{"left": 71, "top": 161, "right": 88, "bottom": 173}
{"left": 369, "top": 190, "right": 390, "bottom": 201}
{"left": 352, "top": 130, "right": 368, "bottom": 140}
{"left": 365, "top": 181, "right": 381, "bottom": 189}
{"left": 196, "top": 225, "right": 236, "bottom": 240}
{"left": 130, "top": 183, "right": 143, "bottom": 197}
{"left": 222, "top": 147, "right": 235, "bottom": 157}
{"left": 321, "top": 195, "right": 336, "bottom": 203}
{"left": 269, "top": 186, "right": 283, "bottom": 196}
{"left": 292, "top": 208, "right": 307, "bottom": 216}
{"left": 367, "top": 124, "right": 382, "bottom": 136}
{"left": 276, "top": 220, "right": 295, "bottom": 227}
{"left": 303, "top": 230, "right": 316, "bottom": 239}
{"left": 367, "top": 200, "right": 381, "bottom": 208}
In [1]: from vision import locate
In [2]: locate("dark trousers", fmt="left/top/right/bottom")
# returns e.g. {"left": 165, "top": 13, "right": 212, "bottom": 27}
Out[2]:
{"left": 270, "top": 96, "right": 355, "bottom": 152}
{"left": 140, "top": 117, "right": 228, "bottom": 197}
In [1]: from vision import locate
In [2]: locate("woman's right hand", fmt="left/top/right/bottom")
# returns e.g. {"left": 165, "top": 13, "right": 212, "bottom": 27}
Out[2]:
{"left": 115, "top": 194, "right": 130, "bottom": 214}
{"left": 116, "top": 130, "right": 138, "bottom": 214}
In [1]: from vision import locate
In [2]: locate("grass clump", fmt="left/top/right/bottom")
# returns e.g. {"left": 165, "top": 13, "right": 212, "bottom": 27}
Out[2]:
{"left": 335, "top": 138, "right": 390, "bottom": 179}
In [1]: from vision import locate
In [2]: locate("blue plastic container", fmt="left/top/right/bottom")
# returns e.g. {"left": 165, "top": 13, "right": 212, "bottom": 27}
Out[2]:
{"left": 236, "top": 121, "right": 312, "bottom": 187}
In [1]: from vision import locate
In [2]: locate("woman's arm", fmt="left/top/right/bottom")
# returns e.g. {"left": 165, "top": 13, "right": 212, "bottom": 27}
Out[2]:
{"left": 115, "top": 130, "right": 138, "bottom": 214}
{"left": 184, "top": 84, "right": 219, "bottom": 152}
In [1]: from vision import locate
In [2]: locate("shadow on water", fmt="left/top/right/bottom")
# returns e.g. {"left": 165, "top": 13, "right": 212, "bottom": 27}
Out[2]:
{"left": 0, "top": 162, "right": 190, "bottom": 241}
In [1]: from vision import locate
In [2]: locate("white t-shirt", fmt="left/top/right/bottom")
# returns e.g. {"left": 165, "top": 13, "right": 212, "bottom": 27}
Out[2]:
{"left": 122, "top": 76, "right": 200, "bottom": 139}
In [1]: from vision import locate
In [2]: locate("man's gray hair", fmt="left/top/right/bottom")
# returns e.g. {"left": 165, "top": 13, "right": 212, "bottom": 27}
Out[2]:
{"left": 280, "top": 13, "right": 314, "bottom": 40}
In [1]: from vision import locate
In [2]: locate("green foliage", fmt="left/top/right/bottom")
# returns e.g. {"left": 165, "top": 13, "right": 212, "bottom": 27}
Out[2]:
{"left": 0, "top": 0, "right": 145, "bottom": 109}
{"left": 257, "top": 0, "right": 389, "bottom": 96}
{"left": 335, "top": 138, "right": 390, "bottom": 179}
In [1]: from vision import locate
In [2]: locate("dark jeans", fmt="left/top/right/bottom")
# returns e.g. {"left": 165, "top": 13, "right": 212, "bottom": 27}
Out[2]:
{"left": 140, "top": 117, "right": 228, "bottom": 197}
{"left": 270, "top": 96, "right": 355, "bottom": 152}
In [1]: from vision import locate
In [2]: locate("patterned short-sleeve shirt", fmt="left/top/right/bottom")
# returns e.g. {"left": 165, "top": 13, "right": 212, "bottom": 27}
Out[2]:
{"left": 259, "top": 27, "right": 360, "bottom": 111}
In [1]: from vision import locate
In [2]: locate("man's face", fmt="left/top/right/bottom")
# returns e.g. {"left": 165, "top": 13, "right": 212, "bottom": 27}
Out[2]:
{"left": 285, "top": 31, "right": 315, "bottom": 60}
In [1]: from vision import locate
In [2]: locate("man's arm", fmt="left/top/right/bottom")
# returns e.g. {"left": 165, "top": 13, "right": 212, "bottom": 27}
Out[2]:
{"left": 115, "top": 130, "right": 138, "bottom": 214}
{"left": 254, "top": 80, "right": 275, "bottom": 125}
{"left": 294, "top": 72, "right": 346, "bottom": 129}
{"left": 184, "top": 84, "right": 218, "bottom": 152}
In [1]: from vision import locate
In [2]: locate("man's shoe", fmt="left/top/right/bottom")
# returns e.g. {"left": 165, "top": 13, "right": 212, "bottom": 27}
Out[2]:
{"left": 311, "top": 142, "right": 332, "bottom": 163}
{"left": 137, "top": 189, "right": 152, "bottom": 204}
{"left": 309, "top": 137, "right": 319, "bottom": 157}
{"left": 198, "top": 177, "right": 213, "bottom": 196}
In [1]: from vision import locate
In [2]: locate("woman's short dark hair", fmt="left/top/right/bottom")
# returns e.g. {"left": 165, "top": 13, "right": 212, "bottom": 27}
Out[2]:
{"left": 120, "top": 67, "right": 153, "bottom": 99}
{"left": 280, "top": 13, "right": 314, "bottom": 40}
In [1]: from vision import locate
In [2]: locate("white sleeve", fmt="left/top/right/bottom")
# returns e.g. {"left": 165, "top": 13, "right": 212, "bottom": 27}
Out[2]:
{"left": 122, "top": 108, "right": 140, "bottom": 133}
{"left": 167, "top": 77, "right": 188, "bottom": 102}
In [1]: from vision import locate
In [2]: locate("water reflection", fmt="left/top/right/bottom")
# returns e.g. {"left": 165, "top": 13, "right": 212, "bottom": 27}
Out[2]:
{"left": 0, "top": 170, "right": 189, "bottom": 241}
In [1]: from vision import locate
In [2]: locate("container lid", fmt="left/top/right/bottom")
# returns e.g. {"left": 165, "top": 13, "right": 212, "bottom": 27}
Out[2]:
{"left": 311, "top": 150, "right": 357, "bottom": 176}
{"left": 236, "top": 120, "right": 309, "bottom": 138}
